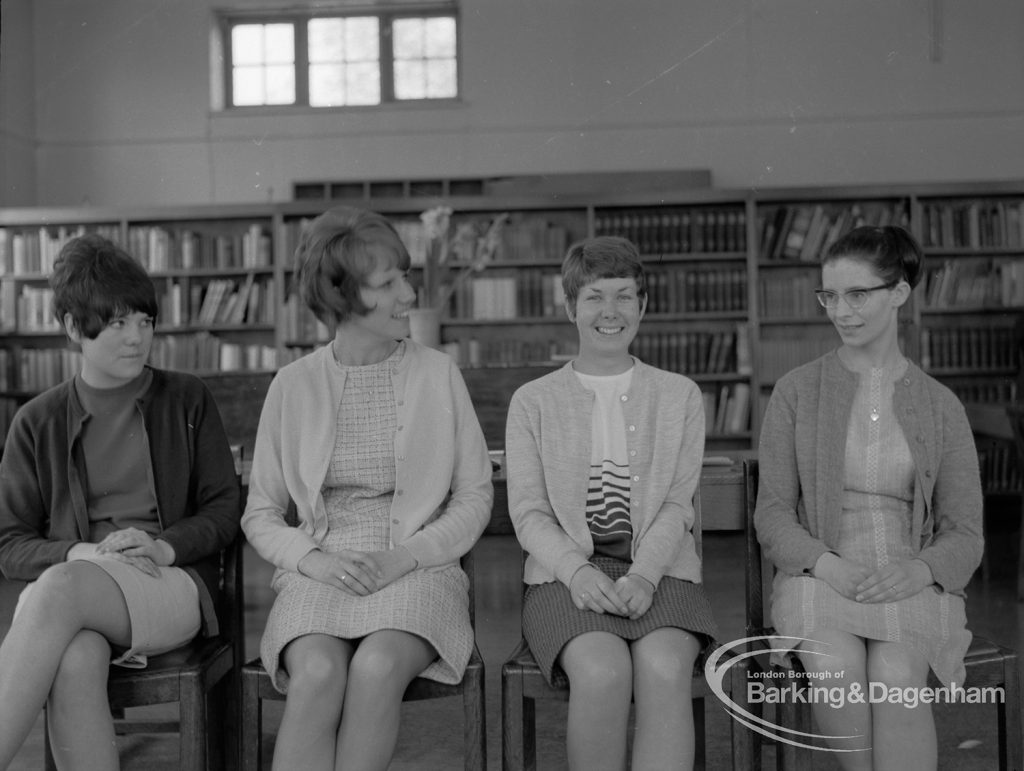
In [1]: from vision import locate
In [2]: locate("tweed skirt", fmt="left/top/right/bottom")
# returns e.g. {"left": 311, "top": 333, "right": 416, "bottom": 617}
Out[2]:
{"left": 522, "top": 556, "right": 718, "bottom": 687}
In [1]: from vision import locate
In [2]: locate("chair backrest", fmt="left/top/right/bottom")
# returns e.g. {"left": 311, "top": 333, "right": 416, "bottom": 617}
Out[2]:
{"left": 1006, "top": 404, "right": 1024, "bottom": 471}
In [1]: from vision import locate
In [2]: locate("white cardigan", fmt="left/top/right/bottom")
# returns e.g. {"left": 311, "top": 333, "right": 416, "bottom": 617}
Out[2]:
{"left": 242, "top": 341, "right": 493, "bottom": 572}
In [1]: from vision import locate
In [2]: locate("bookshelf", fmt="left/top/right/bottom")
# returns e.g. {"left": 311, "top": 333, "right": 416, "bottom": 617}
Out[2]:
{"left": 1, "top": 181, "right": 1022, "bottom": 468}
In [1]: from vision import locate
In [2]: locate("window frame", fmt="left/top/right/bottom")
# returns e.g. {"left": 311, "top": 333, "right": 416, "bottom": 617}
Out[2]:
{"left": 218, "top": 3, "right": 461, "bottom": 112}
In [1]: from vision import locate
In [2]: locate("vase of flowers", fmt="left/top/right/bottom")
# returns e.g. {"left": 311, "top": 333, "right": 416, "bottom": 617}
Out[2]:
{"left": 409, "top": 206, "right": 508, "bottom": 348}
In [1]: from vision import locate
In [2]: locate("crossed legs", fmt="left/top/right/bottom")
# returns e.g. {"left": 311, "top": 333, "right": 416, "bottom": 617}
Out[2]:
{"left": 0, "top": 561, "right": 131, "bottom": 771}
{"left": 559, "top": 627, "right": 701, "bottom": 771}
{"left": 796, "top": 629, "right": 936, "bottom": 770}
{"left": 273, "top": 630, "right": 436, "bottom": 771}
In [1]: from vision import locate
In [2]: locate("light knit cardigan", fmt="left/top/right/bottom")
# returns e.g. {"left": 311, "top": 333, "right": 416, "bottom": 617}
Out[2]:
{"left": 754, "top": 350, "right": 984, "bottom": 595}
{"left": 505, "top": 359, "right": 705, "bottom": 590}
{"left": 242, "top": 341, "right": 493, "bottom": 572}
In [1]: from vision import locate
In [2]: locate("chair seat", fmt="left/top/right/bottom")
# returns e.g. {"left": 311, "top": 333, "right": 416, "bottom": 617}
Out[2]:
{"left": 107, "top": 636, "right": 233, "bottom": 706}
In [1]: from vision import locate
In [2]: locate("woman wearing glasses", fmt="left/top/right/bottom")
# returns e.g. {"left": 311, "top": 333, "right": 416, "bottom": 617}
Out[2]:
{"left": 755, "top": 225, "right": 983, "bottom": 769}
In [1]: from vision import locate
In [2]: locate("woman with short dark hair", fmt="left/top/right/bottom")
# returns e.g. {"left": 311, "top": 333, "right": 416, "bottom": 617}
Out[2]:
{"left": 0, "top": 234, "right": 240, "bottom": 770}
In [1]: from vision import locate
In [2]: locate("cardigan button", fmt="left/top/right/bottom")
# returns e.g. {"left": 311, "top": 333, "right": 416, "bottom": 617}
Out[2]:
{"left": 392, "top": 518, "right": 400, "bottom": 524}
{"left": 916, "top": 435, "right": 924, "bottom": 443}
{"left": 396, "top": 489, "right": 404, "bottom": 496}
{"left": 925, "top": 470, "right": 932, "bottom": 478}
{"left": 628, "top": 425, "right": 636, "bottom": 432}
{"left": 620, "top": 394, "right": 628, "bottom": 402}
{"left": 903, "top": 378, "right": 911, "bottom": 386}
{"left": 632, "top": 475, "right": 640, "bottom": 482}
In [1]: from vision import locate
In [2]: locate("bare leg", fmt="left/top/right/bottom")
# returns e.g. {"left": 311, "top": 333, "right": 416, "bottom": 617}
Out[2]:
{"left": 630, "top": 627, "right": 701, "bottom": 771}
{"left": 0, "top": 562, "right": 131, "bottom": 769}
{"left": 795, "top": 629, "right": 872, "bottom": 770}
{"left": 559, "top": 631, "right": 632, "bottom": 771}
{"left": 867, "top": 640, "right": 936, "bottom": 771}
{"left": 47, "top": 631, "right": 118, "bottom": 771}
{"left": 272, "top": 634, "right": 355, "bottom": 771}
{"left": 335, "top": 630, "right": 436, "bottom": 771}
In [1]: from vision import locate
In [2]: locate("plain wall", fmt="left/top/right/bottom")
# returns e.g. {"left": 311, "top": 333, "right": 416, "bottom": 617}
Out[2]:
{"left": 4, "top": 0, "right": 1024, "bottom": 207}
{"left": 1, "top": 0, "right": 37, "bottom": 203}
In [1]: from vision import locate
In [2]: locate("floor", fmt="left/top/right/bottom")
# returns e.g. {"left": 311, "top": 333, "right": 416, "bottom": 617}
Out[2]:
{"left": 1, "top": 525, "right": 1021, "bottom": 770}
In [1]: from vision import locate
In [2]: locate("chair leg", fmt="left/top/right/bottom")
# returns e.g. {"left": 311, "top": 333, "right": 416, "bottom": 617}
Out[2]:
{"left": 501, "top": 667, "right": 525, "bottom": 771}
{"left": 42, "top": 708, "right": 57, "bottom": 771}
{"left": 777, "top": 700, "right": 814, "bottom": 771}
{"left": 463, "top": 665, "right": 486, "bottom": 771}
{"left": 693, "top": 695, "right": 705, "bottom": 771}
{"left": 729, "top": 659, "right": 760, "bottom": 771}
{"left": 999, "top": 649, "right": 1022, "bottom": 771}
{"left": 241, "top": 670, "right": 264, "bottom": 771}
{"left": 178, "top": 680, "right": 207, "bottom": 771}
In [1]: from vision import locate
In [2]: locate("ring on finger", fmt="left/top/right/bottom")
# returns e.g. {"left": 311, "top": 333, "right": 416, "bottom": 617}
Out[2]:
{"left": 341, "top": 574, "right": 347, "bottom": 583}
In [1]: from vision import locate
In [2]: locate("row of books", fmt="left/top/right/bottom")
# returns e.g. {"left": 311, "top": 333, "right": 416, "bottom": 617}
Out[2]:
{"left": 948, "top": 381, "right": 1017, "bottom": 406}
{"left": 6, "top": 348, "right": 82, "bottom": 393}
{"left": 920, "top": 327, "right": 1018, "bottom": 372}
{"left": 148, "top": 334, "right": 277, "bottom": 373}
{"left": 3, "top": 285, "right": 62, "bottom": 333}
{"left": 631, "top": 326, "right": 752, "bottom": 376}
{"left": 919, "top": 199, "right": 1024, "bottom": 250}
{"left": 921, "top": 258, "right": 1024, "bottom": 309}
{"left": 280, "top": 292, "right": 332, "bottom": 344}
{"left": 438, "top": 338, "right": 578, "bottom": 369}
{"left": 125, "top": 224, "right": 272, "bottom": 271}
{"left": 645, "top": 267, "right": 747, "bottom": 314}
{"left": 446, "top": 273, "right": 566, "bottom": 321}
{"left": 593, "top": 208, "right": 747, "bottom": 255}
{"left": 760, "top": 272, "right": 828, "bottom": 319}
{"left": 758, "top": 201, "right": 909, "bottom": 262}
{"left": 702, "top": 383, "right": 751, "bottom": 435}
{"left": 976, "top": 440, "right": 1023, "bottom": 495}
{"left": 188, "top": 277, "right": 276, "bottom": 327}
{"left": 0, "top": 335, "right": 279, "bottom": 392}
{"left": 0, "top": 225, "right": 121, "bottom": 276}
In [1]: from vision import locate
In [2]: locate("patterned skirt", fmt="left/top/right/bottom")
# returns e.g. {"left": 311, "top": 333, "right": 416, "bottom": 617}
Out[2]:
{"left": 522, "top": 556, "right": 718, "bottom": 687}
{"left": 259, "top": 499, "right": 473, "bottom": 693}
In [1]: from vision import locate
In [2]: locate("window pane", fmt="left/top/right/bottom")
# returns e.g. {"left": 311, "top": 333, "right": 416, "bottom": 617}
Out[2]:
{"left": 394, "top": 60, "right": 426, "bottom": 100}
{"left": 424, "top": 17, "right": 456, "bottom": 58}
{"left": 309, "top": 18, "right": 344, "bottom": 62}
{"left": 265, "top": 64, "right": 295, "bottom": 104}
{"left": 346, "top": 62, "right": 381, "bottom": 104}
{"left": 232, "top": 25, "right": 264, "bottom": 65}
{"left": 264, "top": 24, "right": 294, "bottom": 63}
{"left": 310, "top": 63, "right": 345, "bottom": 106}
{"left": 426, "top": 59, "right": 456, "bottom": 98}
{"left": 233, "top": 66, "right": 264, "bottom": 106}
{"left": 345, "top": 18, "right": 379, "bottom": 60}
{"left": 393, "top": 18, "right": 425, "bottom": 59}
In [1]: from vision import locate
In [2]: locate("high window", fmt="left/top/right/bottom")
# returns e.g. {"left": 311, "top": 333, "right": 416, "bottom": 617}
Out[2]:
{"left": 220, "top": 6, "right": 458, "bottom": 109}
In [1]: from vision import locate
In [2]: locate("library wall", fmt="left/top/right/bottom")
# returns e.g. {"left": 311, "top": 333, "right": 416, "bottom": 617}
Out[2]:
{"left": 0, "top": 0, "right": 36, "bottom": 204}
{"left": 4, "top": 0, "right": 1024, "bottom": 207}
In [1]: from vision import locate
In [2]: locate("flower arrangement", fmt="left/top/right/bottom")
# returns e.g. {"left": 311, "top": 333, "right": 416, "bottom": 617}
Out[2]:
{"left": 417, "top": 206, "right": 508, "bottom": 312}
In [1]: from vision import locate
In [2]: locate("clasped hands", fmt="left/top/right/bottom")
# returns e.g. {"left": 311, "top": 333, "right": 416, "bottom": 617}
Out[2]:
{"left": 569, "top": 564, "right": 654, "bottom": 620}
{"left": 298, "top": 547, "right": 417, "bottom": 596}
{"left": 813, "top": 552, "right": 934, "bottom": 603}
{"left": 66, "top": 527, "right": 175, "bottom": 578}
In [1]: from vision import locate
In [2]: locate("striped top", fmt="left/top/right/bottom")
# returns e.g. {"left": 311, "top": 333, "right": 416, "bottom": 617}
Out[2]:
{"left": 576, "top": 368, "right": 634, "bottom": 560}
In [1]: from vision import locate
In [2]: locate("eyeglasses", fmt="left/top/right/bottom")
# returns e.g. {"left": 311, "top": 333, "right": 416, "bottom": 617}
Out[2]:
{"left": 814, "top": 281, "right": 898, "bottom": 310}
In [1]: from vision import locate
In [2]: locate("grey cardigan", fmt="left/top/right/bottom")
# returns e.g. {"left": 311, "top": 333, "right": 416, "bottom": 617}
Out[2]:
{"left": 754, "top": 351, "right": 983, "bottom": 595}
{"left": 505, "top": 359, "right": 705, "bottom": 589}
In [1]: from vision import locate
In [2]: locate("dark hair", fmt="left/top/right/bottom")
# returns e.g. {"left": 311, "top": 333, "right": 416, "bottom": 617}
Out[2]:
{"left": 50, "top": 234, "right": 158, "bottom": 339}
{"left": 296, "top": 206, "right": 411, "bottom": 325}
{"left": 824, "top": 225, "right": 924, "bottom": 289}
{"left": 561, "top": 236, "right": 647, "bottom": 313}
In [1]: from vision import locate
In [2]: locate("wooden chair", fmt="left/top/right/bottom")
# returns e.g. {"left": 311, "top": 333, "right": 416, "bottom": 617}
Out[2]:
{"left": 1003, "top": 404, "right": 1024, "bottom": 602}
{"left": 501, "top": 484, "right": 739, "bottom": 771}
{"left": 738, "top": 458, "right": 1024, "bottom": 771}
{"left": 239, "top": 548, "right": 486, "bottom": 771}
{"left": 42, "top": 533, "right": 245, "bottom": 771}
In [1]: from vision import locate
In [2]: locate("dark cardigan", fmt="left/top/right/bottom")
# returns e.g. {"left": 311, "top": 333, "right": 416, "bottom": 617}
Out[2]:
{"left": 0, "top": 368, "right": 240, "bottom": 635}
